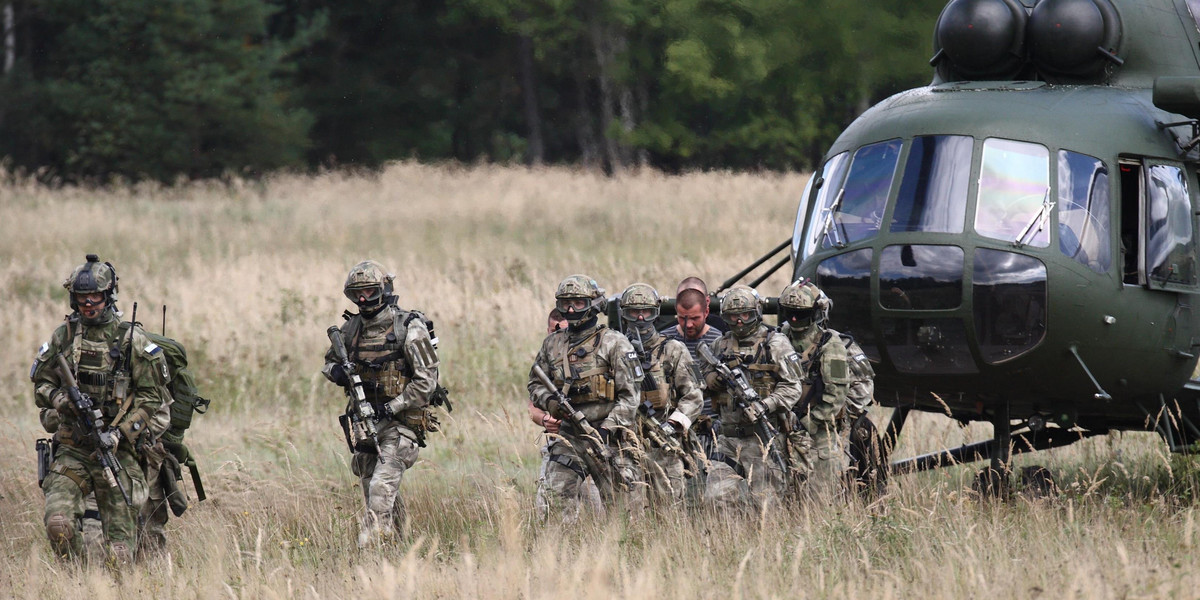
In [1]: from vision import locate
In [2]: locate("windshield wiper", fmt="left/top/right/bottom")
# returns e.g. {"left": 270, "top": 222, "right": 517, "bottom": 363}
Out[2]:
{"left": 1014, "top": 188, "right": 1054, "bottom": 247}
{"left": 814, "top": 188, "right": 847, "bottom": 249}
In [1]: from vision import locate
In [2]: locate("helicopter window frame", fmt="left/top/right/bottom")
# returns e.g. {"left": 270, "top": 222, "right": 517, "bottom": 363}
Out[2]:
{"left": 974, "top": 138, "right": 1052, "bottom": 247}
{"left": 792, "top": 174, "right": 818, "bottom": 262}
{"left": 803, "top": 139, "right": 903, "bottom": 256}
{"left": 802, "top": 151, "right": 851, "bottom": 259}
{"left": 890, "top": 134, "right": 972, "bottom": 234}
{"left": 1143, "top": 161, "right": 1199, "bottom": 289}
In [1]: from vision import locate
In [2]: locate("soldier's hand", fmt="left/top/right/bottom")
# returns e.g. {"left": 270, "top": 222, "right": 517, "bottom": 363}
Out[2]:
{"left": 540, "top": 413, "right": 561, "bottom": 434}
{"left": 743, "top": 400, "right": 769, "bottom": 423}
{"left": 597, "top": 427, "right": 614, "bottom": 446}
{"left": 330, "top": 364, "right": 351, "bottom": 386}
{"left": 98, "top": 428, "right": 122, "bottom": 450}
{"left": 51, "top": 389, "right": 75, "bottom": 417}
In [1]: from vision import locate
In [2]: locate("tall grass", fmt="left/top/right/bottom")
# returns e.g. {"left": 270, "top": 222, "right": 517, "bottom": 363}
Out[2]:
{"left": 0, "top": 163, "right": 1197, "bottom": 598}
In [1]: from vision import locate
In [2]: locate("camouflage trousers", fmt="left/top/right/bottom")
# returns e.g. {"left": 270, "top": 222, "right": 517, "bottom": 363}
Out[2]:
{"left": 801, "top": 415, "right": 848, "bottom": 504}
{"left": 535, "top": 432, "right": 643, "bottom": 523}
{"left": 42, "top": 444, "right": 148, "bottom": 562}
{"left": 704, "top": 434, "right": 787, "bottom": 511}
{"left": 352, "top": 421, "right": 420, "bottom": 546}
{"left": 535, "top": 439, "right": 602, "bottom": 520}
{"left": 643, "top": 447, "right": 686, "bottom": 507}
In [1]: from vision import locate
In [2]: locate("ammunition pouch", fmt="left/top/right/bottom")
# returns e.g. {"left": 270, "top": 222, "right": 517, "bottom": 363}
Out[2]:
{"left": 398, "top": 408, "right": 438, "bottom": 448}
{"left": 360, "top": 365, "right": 410, "bottom": 398}
{"left": 642, "top": 387, "right": 668, "bottom": 410}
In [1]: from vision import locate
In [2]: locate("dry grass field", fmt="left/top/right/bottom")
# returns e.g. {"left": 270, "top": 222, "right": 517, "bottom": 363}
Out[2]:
{"left": 1, "top": 163, "right": 1198, "bottom": 598}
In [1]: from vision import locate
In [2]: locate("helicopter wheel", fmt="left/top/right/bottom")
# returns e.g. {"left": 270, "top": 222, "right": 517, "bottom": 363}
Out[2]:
{"left": 972, "top": 466, "right": 1011, "bottom": 499}
{"left": 847, "top": 414, "right": 888, "bottom": 499}
{"left": 1018, "top": 465, "right": 1058, "bottom": 499}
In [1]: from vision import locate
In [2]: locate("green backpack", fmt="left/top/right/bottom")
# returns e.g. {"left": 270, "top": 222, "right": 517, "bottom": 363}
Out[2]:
{"left": 116, "top": 323, "right": 211, "bottom": 443}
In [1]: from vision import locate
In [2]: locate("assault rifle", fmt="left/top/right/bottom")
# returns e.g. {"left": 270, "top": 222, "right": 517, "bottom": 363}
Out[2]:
{"left": 327, "top": 326, "right": 380, "bottom": 458}
{"left": 697, "top": 343, "right": 788, "bottom": 474}
{"left": 627, "top": 329, "right": 695, "bottom": 475}
{"left": 54, "top": 354, "right": 132, "bottom": 506}
{"left": 532, "top": 363, "right": 629, "bottom": 493}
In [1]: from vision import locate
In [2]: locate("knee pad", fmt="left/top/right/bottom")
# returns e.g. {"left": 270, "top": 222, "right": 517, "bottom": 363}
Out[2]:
{"left": 45, "top": 514, "right": 74, "bottom": 551}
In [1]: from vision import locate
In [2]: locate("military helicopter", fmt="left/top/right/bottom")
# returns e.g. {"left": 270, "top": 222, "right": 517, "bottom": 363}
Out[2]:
{"left": 776, "top": 0, "right": 1200, "bottom": 489}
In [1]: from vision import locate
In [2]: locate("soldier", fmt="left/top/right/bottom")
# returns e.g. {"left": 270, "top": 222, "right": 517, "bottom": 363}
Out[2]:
{"left": 619, "top": 283, "right": 703, "bottom": 506}
{"left": 30, "top": 255, "right": 171, "bottom": 564}
{"left": 323, "top": 260, "right": 442, "bottom": 547}
{"left": 528, "top": 275, "right": 644, "bottom": 521}
{"left": 700, "top": 284, "right": 803, "bottom": 511}
{"left": 778, "top": 279, "right": 872, "bottom": 502}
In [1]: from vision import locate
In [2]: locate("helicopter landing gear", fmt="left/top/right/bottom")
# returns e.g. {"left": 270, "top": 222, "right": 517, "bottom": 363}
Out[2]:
{"left": 1018, "top": 465, "right": 1058, "bottom": 499}
{"left": 973, "top": 402, "right": 1014, "bottom": 499}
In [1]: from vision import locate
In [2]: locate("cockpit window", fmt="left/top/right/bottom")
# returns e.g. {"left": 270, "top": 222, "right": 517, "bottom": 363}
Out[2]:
{"left": 803, "top": 151, "right": 850, "bottom": 259}
{"left": 891, "top": 135, "right": 972, "bottom": 233}
{"left": 973, "top": 249, "right": 1047, "bottom": 363}
{"left": 1145, "top": 164, "right": 1197, "bottom": 286}
{"left": 1057, "top": 151, "right": 1111, "bottom": 274}
{"left": 807, "top": 140, "right": 902, "bottom": 252}
{"left": 1186, "top": 0, "right": 1200, "bottom": 33}
{"left": 974, "top": 139, "right": 1050, "bottom": 247}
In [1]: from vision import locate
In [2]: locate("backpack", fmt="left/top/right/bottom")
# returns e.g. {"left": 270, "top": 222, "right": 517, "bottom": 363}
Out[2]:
{"left": 117, "top": 323, "right": 211, "bottom": 444}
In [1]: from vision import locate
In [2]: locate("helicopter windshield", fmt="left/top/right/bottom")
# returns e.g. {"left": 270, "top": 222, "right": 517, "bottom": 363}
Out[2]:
{"left": 891, "top": 135, "right": 972, "bottom": 233}
{"left": 974, "top": 139, "right": 1050, "bottom": 246}
{"left": 806, "top": 139, "right": 902, "bottom": 254}
{"left": 1057, "top": 150, "right": 1112, "bottom": 274}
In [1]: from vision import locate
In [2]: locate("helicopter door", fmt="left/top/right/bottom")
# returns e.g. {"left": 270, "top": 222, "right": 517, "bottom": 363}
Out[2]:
{"left": 1119, "top": 160, "right": 1143, "bottom": 285}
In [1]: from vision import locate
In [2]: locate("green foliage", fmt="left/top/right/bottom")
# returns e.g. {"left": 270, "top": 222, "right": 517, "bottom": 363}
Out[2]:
{"left": 0, "top": 0, "right": 314, "bottom": 182}
{"left": 0, "top": 0, "right": 951, "bottom": 177}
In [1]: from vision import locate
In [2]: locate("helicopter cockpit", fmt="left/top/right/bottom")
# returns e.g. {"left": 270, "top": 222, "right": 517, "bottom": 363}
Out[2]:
{"left": 791, "top": 132, "right": 1198, "bottom": 382}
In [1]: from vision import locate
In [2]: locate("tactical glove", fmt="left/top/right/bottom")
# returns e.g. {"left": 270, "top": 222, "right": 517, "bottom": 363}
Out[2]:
{"left": 51, "top": 389, "right": 75, "bottom": 417}
{"left": 98, "top": 428, "right": 122, "bottom": 450}
{"left": 597, "top": 427, "right": 614, "bottom": 446}
{"left": 329, "top": 364, "right": 351, "bottom": 387}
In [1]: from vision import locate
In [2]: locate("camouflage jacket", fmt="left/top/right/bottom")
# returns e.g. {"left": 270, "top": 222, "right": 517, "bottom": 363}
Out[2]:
{"left": 31, "top": 309, "right": 171, "bottom": 452}
{"left": 636, "top": 332, "right": 703, "bottom": 431}
{"left": 780, "top": 322, "right": 850, "bottom": 426}
{"left": 702, "top": 324, "right": 803, "bottom": 431}
{"left": 322, "top": 303, "right": 440, "bottom": 413}
{"left": 528, "top": 321, "right": 642, "bottom": 432}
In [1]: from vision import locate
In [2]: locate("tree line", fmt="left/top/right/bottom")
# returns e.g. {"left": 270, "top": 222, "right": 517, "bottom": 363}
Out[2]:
{"left": 0, "top": 0, "right": 948, "bottom": 182}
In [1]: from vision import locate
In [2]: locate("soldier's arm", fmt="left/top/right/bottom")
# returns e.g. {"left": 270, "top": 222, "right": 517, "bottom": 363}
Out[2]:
{"left": 527, "top": 340, "right": 556, "bottom": 412}
{"left": 764, "top": 333, "right": 804, "bottom": 413}
{"left": 320, "top": 323, "right": 350, "bottom": 383}
{"left": 600, "top": 334, "right": 641, "bottom": 431}
{"left": 30, "top": 327, "right": 69, "bottom": 410}
{"left": 399, "top": 319, "right": 439, "bottom": 409}
{"left": 666, "top": 342, "right": 703, "bottom": 430}
{"left": 117, "top": 327, "right": 171, "bottom": 442}
{"left": 813, "top": 337, "right": 851, "bottom": 424}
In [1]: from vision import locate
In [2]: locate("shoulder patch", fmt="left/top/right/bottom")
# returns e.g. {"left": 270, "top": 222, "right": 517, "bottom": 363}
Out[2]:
{"left": 411, "top": 336, "right": 439, "bottom": 369}
{"left": 37, "top": 342, "right": 50, "bottom": 360}
{"left": 783, "top": 352, "right": 803, "bottom": 380}
{"left": 145, "top": 343, "right": 161, "bottom": 355}
{"left": 625, "top": 350, "right": 644, "bottom": 379}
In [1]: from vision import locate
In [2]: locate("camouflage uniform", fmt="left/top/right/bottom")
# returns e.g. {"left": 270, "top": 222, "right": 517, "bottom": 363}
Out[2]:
{"left": 528, "top": 275, "right": 644, "bottom": 521}
{"left": 31, "top": 256, "right": 170, "bottom": 564}
{"left": 619, "top": 283, "right": 703, "bottom": 506}
{"left": 701, "top": 285, "right": 803, "bottom": 511}
{"left": 323, "top": 261, "right": 441, "bottom": 547}
{"left": 779, "top": 279, "right": 853, "bottom": 503}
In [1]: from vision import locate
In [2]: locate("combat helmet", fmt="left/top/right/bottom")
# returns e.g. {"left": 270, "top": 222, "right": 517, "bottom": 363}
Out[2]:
{"left": 720, "top": 284, "right": 763, "bottom": 338}
{"left": 778, "top": 278, "right": 830, "bottom": 330}
{"left": 344, "top": 260, "right": 394, "bottom": 315}
{"left": 63, "top": 254, "right": 118, "bottom": 313}
{"left": 619, "top": 283, "right": 661, "bottom": 337}
{"left": 554, "top": 274, "right": 606, "bottom": 324}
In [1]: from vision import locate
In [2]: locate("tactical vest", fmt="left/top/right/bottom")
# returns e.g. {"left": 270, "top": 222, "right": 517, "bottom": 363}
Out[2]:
{"left": 640, "top": 338, "right": 671, "bottom": 410}
{"left": 551, "top": 327, "right": 617, "bottom": 405}
{"left": 71, "top": 321, "right": 130, "bottom": 420}
{"left": 718, "top": 333, "right": 780, "bottom": 403}
{"left": 348, "top": 309, "right": 412, "bottom": 401}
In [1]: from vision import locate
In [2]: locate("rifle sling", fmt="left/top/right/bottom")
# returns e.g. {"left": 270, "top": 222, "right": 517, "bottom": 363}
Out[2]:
{"left": 548, "top": 453, "right": 588, "bottom": 480}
